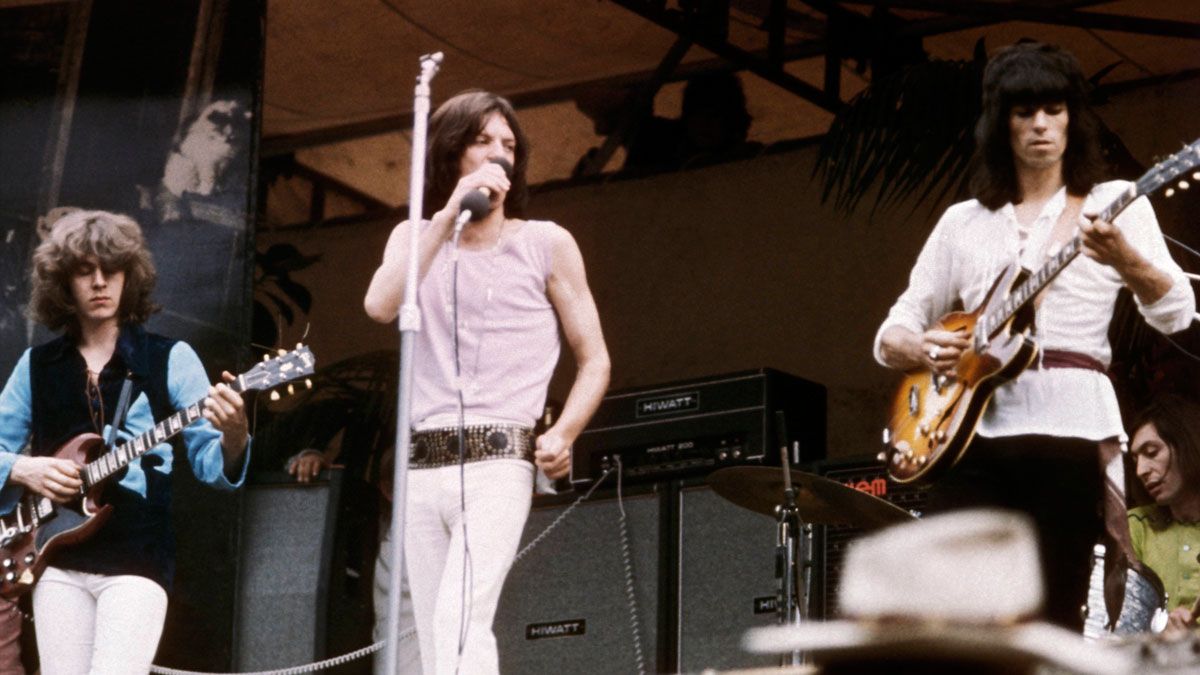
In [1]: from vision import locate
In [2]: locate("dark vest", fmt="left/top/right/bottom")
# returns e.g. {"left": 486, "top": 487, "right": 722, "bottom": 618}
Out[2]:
{"left": 29, "top": 324, "right": 183, "bottom": 589}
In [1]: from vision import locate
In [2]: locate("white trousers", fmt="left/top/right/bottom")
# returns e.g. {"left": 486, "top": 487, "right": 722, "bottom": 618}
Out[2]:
{"left": 404, "top": 459, "right": 532, "bottom": 675}
{"left": 32, "top": 566, "right": 168, "bottom": 675}
{"left": 374, "top": 518, "right": 422, "bottom": 674}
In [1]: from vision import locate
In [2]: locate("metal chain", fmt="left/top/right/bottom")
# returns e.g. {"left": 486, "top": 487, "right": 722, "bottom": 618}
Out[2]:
{"left": 148, "top": 629, "right": 415, "bottom": 675}
{"left": 614, "top": 457, "right": 648, "bottom": 675}
{"left": 513, "top": 467, "right": 614, "bottom": 564}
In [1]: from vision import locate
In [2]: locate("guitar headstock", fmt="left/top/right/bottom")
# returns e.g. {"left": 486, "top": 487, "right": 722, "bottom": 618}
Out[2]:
{"left": 1140, "top": 137, "right": 1200, "bottom": 199}
{"left": 237, "top": 345, "right": 316, "bottom": 395}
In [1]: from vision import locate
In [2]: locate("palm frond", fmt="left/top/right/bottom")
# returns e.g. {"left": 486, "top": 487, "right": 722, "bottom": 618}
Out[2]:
{"left": 815, "top": 40, "right": 987, "bottom": 218}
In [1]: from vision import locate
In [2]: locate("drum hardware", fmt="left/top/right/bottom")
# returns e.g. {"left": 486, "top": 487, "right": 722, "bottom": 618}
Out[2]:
{"left": 708, "top": 467, "right": 916, "bottom": 531}
{"left": 1082, "top": 543, "right": 1169, "bottom": 639}
{"left": 710, "top": 456, "right": 915, "bottom": 667}
{"left": 773, "top": 442, "right": 811, "bottom": 667}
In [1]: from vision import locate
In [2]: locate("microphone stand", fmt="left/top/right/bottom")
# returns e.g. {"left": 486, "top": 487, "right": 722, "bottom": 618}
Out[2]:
{"left": 383, "top": 50, "right": 442, "bottom": 675}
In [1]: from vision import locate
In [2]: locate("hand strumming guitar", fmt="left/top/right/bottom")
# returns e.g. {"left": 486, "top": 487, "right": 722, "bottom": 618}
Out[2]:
{"left": 10, "top": 456, "right": 82, "bottom": 504}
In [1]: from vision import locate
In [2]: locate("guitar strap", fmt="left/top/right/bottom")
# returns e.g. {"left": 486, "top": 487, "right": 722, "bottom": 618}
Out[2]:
{"left": 104, "top": 372, "right": 135, "bottom": 451}
{"left": 1030, "top": 192, "right": 1085, "bottom": 311}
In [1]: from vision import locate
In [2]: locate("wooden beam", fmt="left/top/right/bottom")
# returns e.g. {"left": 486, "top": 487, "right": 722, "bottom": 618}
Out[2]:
{"left": 260, "top": 42, "right": 831, "bottom": 157}
{"left": 837, "top": 0, "right": 1200, "bottom": 40}
{"left": 606, "top": 0, "right": 844, "bottom": 112}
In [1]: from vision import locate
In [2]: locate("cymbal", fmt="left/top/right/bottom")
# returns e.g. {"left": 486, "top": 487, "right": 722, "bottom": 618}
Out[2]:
{"left": 708, "top": 466, "right": 915, "bottom": 529}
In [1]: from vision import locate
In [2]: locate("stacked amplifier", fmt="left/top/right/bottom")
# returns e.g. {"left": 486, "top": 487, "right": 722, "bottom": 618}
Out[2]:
{"left": 811, "top": 456, "right": 932, "bottom": 619}
{"left": 570, "top": 368, "right": 827, "bottom": 486}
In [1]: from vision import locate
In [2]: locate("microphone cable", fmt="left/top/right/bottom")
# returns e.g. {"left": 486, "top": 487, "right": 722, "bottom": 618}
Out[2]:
{"left": 450, "top": 238, "right": 474, "bottom": 674}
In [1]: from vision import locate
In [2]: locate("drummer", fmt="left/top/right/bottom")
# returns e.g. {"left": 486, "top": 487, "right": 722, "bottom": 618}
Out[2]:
{"left": 1127, "top": 394, "right": 1200, "bottom": 637}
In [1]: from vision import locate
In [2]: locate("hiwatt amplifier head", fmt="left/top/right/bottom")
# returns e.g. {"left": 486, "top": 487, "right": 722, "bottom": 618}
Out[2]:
{"left": 570, "top": 368, "right": 826, "bottom": 487}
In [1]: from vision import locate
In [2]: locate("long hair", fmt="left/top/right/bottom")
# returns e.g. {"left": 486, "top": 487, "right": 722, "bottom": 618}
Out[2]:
{"left": 1130, "top": 394, "right": 1200, "bottom": 500}
{"left": 424, "top": 90, "right": 530, "bottom": 219}
{"left": 968, "top": 42, "right": 1106, "bottom": 210}
{"left": 29, "top": 210, "right": 159, "bottom": 334}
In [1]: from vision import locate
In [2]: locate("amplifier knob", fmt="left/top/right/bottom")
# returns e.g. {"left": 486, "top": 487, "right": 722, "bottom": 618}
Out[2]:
{"left": 731, "top": 449, "right": 741, "bottom": 459}
{"left": 717, "top": 451, "right": 728, "bottom": 461}
{"left": 23, "top": 553, "right": 34, "bottom": 564}
{"left": 1, "top": 559, "right": 12, "bottom": 569}
{"left": 876, "top": 452, "right": 887, "bottom": 463}
{"left": 3, "top": 571, "right": 13, "bottom": 583}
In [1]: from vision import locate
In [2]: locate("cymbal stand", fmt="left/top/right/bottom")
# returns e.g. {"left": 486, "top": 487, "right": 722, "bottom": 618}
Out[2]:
{"left": 775, "top": 440, "right": 811, "bottom": 667}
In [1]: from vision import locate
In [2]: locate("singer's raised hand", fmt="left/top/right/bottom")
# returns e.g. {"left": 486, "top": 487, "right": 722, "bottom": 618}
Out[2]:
{"left": 446, "top": 160, "right": 510, "bottom": 219}
{"left": 365, "top": 110, "right": 517, "bottom": 324}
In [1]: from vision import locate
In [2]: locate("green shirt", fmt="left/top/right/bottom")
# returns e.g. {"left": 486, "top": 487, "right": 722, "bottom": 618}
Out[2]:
{"left": 1128, "top": 505, "right": 1200, "bottom": 612}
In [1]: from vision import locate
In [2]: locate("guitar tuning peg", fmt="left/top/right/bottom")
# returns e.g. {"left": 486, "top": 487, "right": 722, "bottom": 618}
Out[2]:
{"left": 287, "top": 383, "right": 295, "bottom": 396}
{"left": 305, "top": 378, "right": 313, "bottom": 389}
{"left": 277, "top": 348, "right": 286, "bottom": 356}
{"left": 1166, "top": 187, "right": 1176, "bottom": 198}
{"left": 262, "top": 353, "right": 270, "bottom": 362}
{"left": 296, "top": 342, "right": 302, "bottom": 349}
{"left": 1179, "top": 180, "right": 1191, "bottom": 190}
{"left": 1192, "top": 171, "right": 1199, "bottom": 181}
{"left": 269, "top": 390, "right": 280, "bottom": 401}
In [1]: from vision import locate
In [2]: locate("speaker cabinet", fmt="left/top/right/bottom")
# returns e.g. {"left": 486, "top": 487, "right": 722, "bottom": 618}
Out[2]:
{"left": 676, "top": 483, "right": 780, "bottom": 672}
{"left": 812, "top": 457, "right": 930, "bottom": 619}
{"left": 232, "top": 469, "right": 342, "bottom": 671}
{"left": 495, "top": 487, "right": 661, "bottom": 675}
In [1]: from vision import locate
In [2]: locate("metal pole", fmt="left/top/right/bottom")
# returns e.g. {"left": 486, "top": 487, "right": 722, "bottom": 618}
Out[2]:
{"left": 382, "top": 51, "right": 442, "bottom": 675}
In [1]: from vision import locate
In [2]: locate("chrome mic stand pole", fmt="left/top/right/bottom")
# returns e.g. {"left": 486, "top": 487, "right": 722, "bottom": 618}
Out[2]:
{"left": 383, "top": 51, "right": 442, "bottom": 675}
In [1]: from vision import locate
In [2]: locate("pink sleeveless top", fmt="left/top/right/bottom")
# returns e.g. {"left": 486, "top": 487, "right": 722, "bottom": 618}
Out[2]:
{"left": 411, "top": 219, "right": 561, "bottom": 428}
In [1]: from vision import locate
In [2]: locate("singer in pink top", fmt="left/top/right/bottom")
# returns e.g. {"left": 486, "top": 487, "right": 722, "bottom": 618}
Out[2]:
{"left": 364, "top": 90, "right": 610, "bottom": 675}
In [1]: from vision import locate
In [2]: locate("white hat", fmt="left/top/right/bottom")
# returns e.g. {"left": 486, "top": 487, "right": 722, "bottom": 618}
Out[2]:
{"left": 743, "top": 509, "right": 1135, "bottom": 674}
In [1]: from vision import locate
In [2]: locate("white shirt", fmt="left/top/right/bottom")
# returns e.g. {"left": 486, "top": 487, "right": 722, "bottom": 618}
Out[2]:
{"left": 874, "top": 180, "right": 1195, "bottom": 440}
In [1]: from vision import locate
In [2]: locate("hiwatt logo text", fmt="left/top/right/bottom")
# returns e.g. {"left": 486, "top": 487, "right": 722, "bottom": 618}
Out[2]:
{"left": 525, "top": 619, "right": 587, "bottom": 640}
{"left": 635, "top": 391, "right": 700, "bottom": 418}
{"left": 753, "top": 596, "right": 779, "bottom": 615}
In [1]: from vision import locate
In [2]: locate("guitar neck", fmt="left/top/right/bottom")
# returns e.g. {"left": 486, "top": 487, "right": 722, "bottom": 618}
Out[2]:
{"left": 82, "top": 382, "right": 245, "bottom": 489}
{"left": 64, "top": 344, "right": 315, "bottom": 494}
{"left": 988, "top": 184, "right": 1141, "bottom": 332}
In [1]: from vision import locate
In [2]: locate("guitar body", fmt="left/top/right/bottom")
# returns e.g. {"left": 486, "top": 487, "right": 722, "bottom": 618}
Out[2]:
{"left": 0, "top": 432, "right": 114, "bottom": 599}
{"left": 885, "top": 264, "right": 1039, "bottom": 484}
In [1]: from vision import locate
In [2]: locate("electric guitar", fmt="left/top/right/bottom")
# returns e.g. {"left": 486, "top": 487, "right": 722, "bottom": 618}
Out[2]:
{"left": 0, "top": 345, "right": 316, "bottom": 598}
{"left": 884, "top": 139, "right": 1200, "bottom": 484}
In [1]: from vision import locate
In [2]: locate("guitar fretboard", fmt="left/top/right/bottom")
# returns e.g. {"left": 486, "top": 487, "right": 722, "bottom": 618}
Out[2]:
{"left": 82, "top": 398, "right": 214, "bottom": 489}
{"left": 981, "top": 183, "right": 1141, "bottom": 338}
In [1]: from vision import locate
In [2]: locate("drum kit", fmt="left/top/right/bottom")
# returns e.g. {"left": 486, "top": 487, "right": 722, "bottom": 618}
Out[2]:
{"left": 706, "top": 456, "right": 1199, "bottom": 673}
{"left": 706, "top": 451, "right": 914, "bottom": 667}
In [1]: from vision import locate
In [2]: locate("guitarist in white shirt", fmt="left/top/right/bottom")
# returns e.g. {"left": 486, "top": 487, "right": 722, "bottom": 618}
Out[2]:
{"left": 875, "top": 42, "right": 1195, "bottom": 630}
{"left": 0, "top": 210, "right": 250, "bottom": 674}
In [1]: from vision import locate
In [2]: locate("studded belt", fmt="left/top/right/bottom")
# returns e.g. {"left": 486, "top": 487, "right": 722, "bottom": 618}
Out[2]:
{"left": 409, "top": 424, "right": 535, "bottom": 468}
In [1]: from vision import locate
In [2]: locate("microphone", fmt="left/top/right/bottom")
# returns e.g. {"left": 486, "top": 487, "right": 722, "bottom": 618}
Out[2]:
{"left": 458, "top": 157, "right": 513, "bottom": 224}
